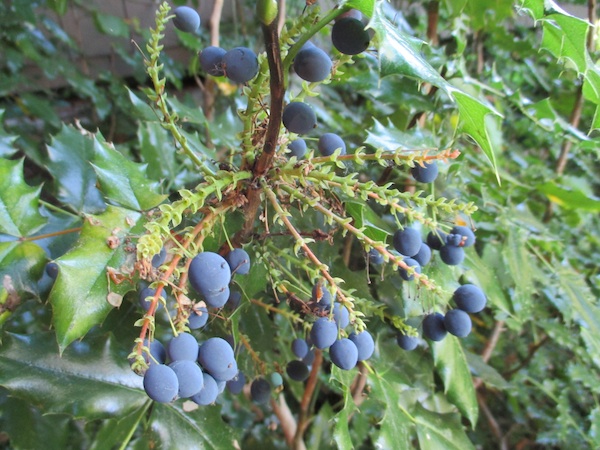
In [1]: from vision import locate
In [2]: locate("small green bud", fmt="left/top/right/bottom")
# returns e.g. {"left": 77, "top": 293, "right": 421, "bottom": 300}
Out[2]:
{"left": 257, "top": 0, "right": 278, "bottom": 26}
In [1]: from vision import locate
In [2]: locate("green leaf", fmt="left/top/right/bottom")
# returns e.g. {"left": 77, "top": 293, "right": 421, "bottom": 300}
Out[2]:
{"left": 503, "top": 224, "right": 536, "bottom": 317}
{"left": 0, "top": 110, "right": 18, "bottom": 157}
{"left": 371, "top": 373, "right": 413, "bottom": 449}
{"left": 127, "top": 88, "right": 159, "bottom": 122}
{"left": 90, "top": 405, "right": 150, "bottom": 450}
{"left": 452, "top": 91, "right": 501, "bottom": 182}
{"left": 465, "top": 351, "right": 510, "bottom": 390}
{"left": 46, "top": 125, "right": 106, "bottom": 214}
{"left": 371, "top": 5, "right": 452, "bottom": 92}
{"left": 330, "top": 367, "right": 357, "bottom": 450}
{"left": 93, "top": 11, "right": 130, "bottom": 38}
{"left": 137, "top": 122, "right": 178, "bottom": 182}
{"left": 541, "top": 12, "right": 588, "bottom": 74}
{"left": 365, "top": 118, "right": 436, "bottom": 151}
{"left": 555, "top": 265, "right": 600, "bottom": 345}
{"left": 431, "top": 336, "right": 478, "bottom": 427}
{"left": 0, "top": 395, "right": 70, "bottom": 450}
{"left": 0, "top": 158, "right": 47, "bottom": 237}
{"left": 0, "top": 332, "right": 146, "bottom": 420}
{"left": 343, "top": 0, "right": 375, "bottom": 18}
{"left": 538, "top": 182, "right": 600, "bottom": 212}
{"left": 370, "top": 4, "right": 500, "bottom": 178}
{"left": 413, "top": 403, "right": 476, "bottom": 450}
{"left": 146, "top": 403, "right": 239, "bottom": 450}
{"left": 92, "top": 134, "right": 166, "bottom": 211}
{"left": 49, "top": 205, "right": 143, "bottom": 351}
{"left": 0, "top": 241, "right": 46, "bottom": 298}
{"left": 345, "top": 199, "right": 392, "bottom": 242}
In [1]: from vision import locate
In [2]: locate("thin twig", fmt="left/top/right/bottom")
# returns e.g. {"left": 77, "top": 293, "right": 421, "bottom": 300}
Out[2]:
{"left": 477, "top": 391, "right": 508, "bottom": 450}
{"left": 293, "top": 349, "right": 323, "bottom": 449}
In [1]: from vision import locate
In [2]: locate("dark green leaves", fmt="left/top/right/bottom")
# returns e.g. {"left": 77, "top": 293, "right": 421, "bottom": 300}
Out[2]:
{"left": 370, "top": 3, "right": 501, "bottom": 179}
{"left": 0, "top": 332, "right": 146, "bottom": 420}
{"left": 147, "top": 403, "right": 239, "bottom": 450}
{"left": 0, "top": 158, "right": 47, "bottom": 237}
{"left": 0, "top": 331, "right": 240, "bottom": 448}
{"left": 46, "top": 125, "right": 106, "bottom": 214}
{"left": 370, "top": 7, "right": 450, "bottom": 90}
{"left": 49, "top": 206, "right": 143, "bottom": 351}
{"left": 92, "top": 136, "right": 166, "bottom": 211}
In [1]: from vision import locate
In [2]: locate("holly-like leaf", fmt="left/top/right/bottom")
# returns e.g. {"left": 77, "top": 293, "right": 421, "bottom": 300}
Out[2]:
{"left": 371, "top": 4, "right": 501, "bottom": 179}
{"left": 49, "top": 205, "right": 143, "bottom": 351}
{"left": 452, "top": 91, "right": 501, "bottom": 183}
{"left": 413, "top": 403, "right": 476, "bottom": 450}
{"left": 0, "top": 241, "right": 46, "bottom": 299}
{"left": 0, "top": 158, "right": 47, "bottom": 237}
{"left": 371, "top": 5, "right": 452, "bottom": 92}
{"left": 431, "top": 336, "right": 478, "bottom": 427}
{"left": 46, "top": 125, "right": 106, "bottom": 214}
{"left": 0, "top": 332, "right": 146, "bottom": 420}
{"left": 146, "top": 403, "right": 239, "bottom": 450}
{"left": 91, "top": 134, "right": 167, "bottom": 211}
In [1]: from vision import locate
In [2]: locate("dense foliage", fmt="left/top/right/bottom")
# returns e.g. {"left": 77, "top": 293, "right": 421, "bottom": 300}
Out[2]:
{"left": 1, "top": 0, "right": 599, "bottom": 449}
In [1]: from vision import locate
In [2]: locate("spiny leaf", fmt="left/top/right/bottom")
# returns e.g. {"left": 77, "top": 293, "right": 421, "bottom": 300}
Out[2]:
{"left": 45, "top": 125, "right": 106, "bottom": 214}
{"left": 431, "top": 336, "right": 478, "bottom": 427}
{"left": 91, "top": 134, "right": 167, "bottom": 211}
{"left": 371, "top": 4, "right": 452, "bottom": 93}
{"left": 0, "top": 158, "right": 47, "bottom": 237}
{"left": 371, "top": 4, "right": 501, "bottom": 180}
{"left": 452, "top": 91, "right": 501, "bottom": 183}
{"left": 49, "top": 205, "right": 144, "bottom": 352}
{"left": 0, "top": 332, "right": 146, "bottom": 420}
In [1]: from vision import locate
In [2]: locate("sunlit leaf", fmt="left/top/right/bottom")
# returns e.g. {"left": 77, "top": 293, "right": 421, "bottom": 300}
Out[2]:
{"left": 49, "top": 206, "right": 144, "bottom": 351}
{"left": 538, "top": 182, "right": 600, "bottom": 212}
